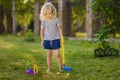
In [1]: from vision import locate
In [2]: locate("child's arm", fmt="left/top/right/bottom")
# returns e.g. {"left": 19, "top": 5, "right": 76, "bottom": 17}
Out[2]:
{"left": 40, "top": 27, "right": 44, "bottom": 46}
{"left": 57, "top": 24, "right": 64, "bottom": 44}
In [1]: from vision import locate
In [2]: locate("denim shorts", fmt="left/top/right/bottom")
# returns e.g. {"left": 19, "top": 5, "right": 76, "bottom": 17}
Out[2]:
{"left": 43, "top": 39, "right": 60, "bottom": 50}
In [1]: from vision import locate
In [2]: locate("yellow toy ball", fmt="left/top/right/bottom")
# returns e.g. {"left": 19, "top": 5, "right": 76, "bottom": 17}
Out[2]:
{"left": 56, "top": 72, "right": 60, "bottom": 75}
{"left": 66, "top": 73, "right": 69, "bottom": 76}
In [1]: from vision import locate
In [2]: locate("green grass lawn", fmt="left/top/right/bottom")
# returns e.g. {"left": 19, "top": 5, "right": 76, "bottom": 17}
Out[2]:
{"left": 0, "top": 35, "right": 120, "bottom": 80}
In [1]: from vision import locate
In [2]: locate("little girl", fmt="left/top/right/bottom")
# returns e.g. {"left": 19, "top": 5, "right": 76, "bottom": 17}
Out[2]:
{"left": 40, "top": 2, "right": 63, "bottom": 72}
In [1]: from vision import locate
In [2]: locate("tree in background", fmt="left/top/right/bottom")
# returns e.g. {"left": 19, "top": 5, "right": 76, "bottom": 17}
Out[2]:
{"left": 72, "top": 0, "right": 86, "bottom": 36}
{"left": 12, "top": 0, "right": 17, "bottom": 35}
{"left": 92, "top": 0, "right": 120, "bottom": 38}
{"left": 33, "top": 2, "right": 40, "bottom": 35}
{"left": 0, "top": 0, "right": 35, "bottom": 35}
{"left": 0, "top": 0, "right": 72, "bottom": 36}
{"left": 17, "top": 0, "right": 34, "bottom": 34}
{"left": 58, "top": 0, "right": 72, "bottom": 36}
{"left": 0, "top": 4, "right": 4, "bottom": 34}
{"left": 1, "top": 0, "right": 119, "bottom": 38}
{"left": 1, "top": 0, "right": 15, "bottom": 34}
{"left": 86, "top": 0, "right": 101, "bottom": 39}
{"left": 33, "top": 0, "right": 44, "bottom": 35}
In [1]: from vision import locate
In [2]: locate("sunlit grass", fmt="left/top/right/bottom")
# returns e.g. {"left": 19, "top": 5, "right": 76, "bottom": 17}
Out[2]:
{"left": 116, "top": 33, "right": 120, "bottom": 38}
{"left": 0, "top": 38, "right": 16, "bottom": 50}
{"left": 75, "top": 32, "right": 120, "bottom": 39}
{"left": 75, "top": 32, "right": 86, "bottom": 38}
{"left": 0, "top": 35, "right": 120, "bottom": 80}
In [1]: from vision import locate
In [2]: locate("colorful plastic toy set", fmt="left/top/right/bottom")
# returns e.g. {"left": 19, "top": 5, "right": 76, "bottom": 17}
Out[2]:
{"left": 25, "top": 61, "right": 38, "bottom": 75}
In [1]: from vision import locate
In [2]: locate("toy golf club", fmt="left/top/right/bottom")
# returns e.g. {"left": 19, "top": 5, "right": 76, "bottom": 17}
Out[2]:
{"left": 61, "top": 36, "right": 72, "bottom": 71}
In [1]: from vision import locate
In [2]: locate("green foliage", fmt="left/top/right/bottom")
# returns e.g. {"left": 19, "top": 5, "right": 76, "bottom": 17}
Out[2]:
{"left": 94, "top": 24, "right": 113, "bottom": 49}
{"left": 16, "top": 0, "right": 34, "bottom": 28}
{"left": 92, "top": 0, "right": 120, "bottom": 36}
{"left": 72, "top": 0, "right": 86, "bottom": 33}
{"left": 1, "top": 0, "right": 12, "bottom": 12}
{"left": 24, "top": 29, "right": 35, "bottom": 42}
{"left": 0, "top": 0, "right": 2, "bottom": 5}
{"left": 1, "top": 0, "right": 34, "bottom": 33}
{"left": 94, "top": 30, "right": 111, "bottom": 49}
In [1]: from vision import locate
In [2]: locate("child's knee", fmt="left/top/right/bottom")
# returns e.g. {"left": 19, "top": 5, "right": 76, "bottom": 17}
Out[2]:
{"left": 56, "top": 54, "right": 61, "bottom": 59}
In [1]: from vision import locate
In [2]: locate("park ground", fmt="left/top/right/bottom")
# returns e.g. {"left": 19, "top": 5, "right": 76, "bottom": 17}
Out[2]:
{"left": 0, "top": 35, "right": 120, "bottom": 80}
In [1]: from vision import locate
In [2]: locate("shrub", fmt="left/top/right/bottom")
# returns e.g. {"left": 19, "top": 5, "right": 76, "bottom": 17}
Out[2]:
{"left": 24, "top": 29, "right": 35, "bottom": 42}
{"left": 94, "top": 25, "right": 118, "bottom": 57}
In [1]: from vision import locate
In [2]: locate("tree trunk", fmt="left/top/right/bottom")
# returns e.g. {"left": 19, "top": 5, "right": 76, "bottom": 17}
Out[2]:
{"left": 0, "top": 5, "right": 4, "bottom": 34}
{"left": 12, "top": 0, "right": 17, "bottom": 35}
{"left": 58, "top": 0, "right": 72, "bottom": 36}
{"left": 6, "top": 13, "right": 12, "bottom": 34}
{"left": 86, "top": 0, "right": 100, "bottom": 39}
{"left": 34, "top": 2, "right": 40, "bottom": 35}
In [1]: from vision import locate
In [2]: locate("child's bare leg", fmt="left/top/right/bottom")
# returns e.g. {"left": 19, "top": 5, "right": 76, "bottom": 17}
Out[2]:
{"left": 46, "top": 49, "right": 52, "bottom": 71}
{"left": 54, "top": 49, "right": 62, "bottom": 71}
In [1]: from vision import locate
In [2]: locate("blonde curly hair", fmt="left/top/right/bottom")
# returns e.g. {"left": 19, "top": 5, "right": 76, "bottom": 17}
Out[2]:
{"left": 40, "top": 2, "right": 57, "bottom": 20}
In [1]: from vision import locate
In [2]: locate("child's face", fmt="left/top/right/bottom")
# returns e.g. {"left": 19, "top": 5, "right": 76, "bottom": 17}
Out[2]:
{"left": 44, "top": 10, "right": 54, "bottom": 20}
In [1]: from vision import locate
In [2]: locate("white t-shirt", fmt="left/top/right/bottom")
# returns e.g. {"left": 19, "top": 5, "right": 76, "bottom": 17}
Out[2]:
{"left": 41, "top": 17, "right": 61, "bottom": 40}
